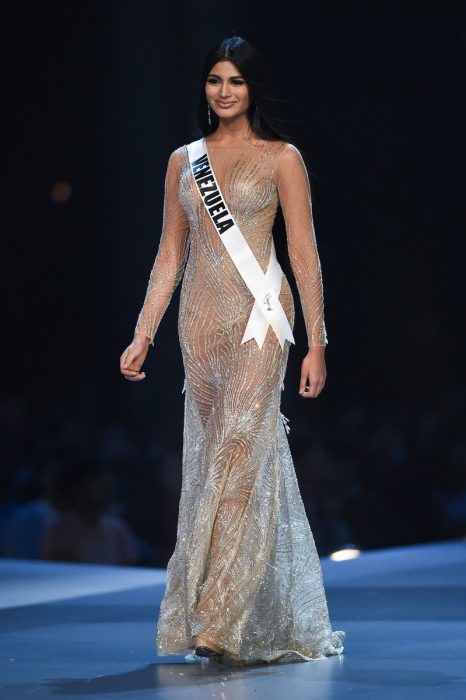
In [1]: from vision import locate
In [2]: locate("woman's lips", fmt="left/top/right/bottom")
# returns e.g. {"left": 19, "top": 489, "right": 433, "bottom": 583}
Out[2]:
{"left": 217, "top": 101, "right": 235, "bottom": 108}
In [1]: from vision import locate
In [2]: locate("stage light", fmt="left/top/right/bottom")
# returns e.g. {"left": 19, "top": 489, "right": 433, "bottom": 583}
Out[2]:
{"left": 51, "top": 181, "right": 72, "bottom": 203}
{"left": 329, "top": 546, "right": 362, "bottom": 561}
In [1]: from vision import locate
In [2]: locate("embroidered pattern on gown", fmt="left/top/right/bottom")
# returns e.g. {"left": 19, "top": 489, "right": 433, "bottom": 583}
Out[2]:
{"left": 134, "top": 137, "right": 345, "bottom": 664}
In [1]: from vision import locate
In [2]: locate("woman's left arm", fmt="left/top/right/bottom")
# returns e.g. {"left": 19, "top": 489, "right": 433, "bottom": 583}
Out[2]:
{"left": 276, "top": 143, "right": 328, "bottom": 398}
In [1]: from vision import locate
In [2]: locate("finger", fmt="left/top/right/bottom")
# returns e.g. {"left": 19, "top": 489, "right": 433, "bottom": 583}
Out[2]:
{"left": 299, "top": 367, "right": 309, "bottom": 394}
{"left": 123, "top": 354, "right": 134, "bottom": 369}
{"left": 125, "top": 372, "right": 146, "bottom": 381}
{"left": 300, "top": 373, "right": 319, "bottom": 398}
{"left": 121, "top": 365, "right": 143, "bottom": 376}
{"left": 120, "top": 359, "right": 136, "bottom": 374}
{"left": 120, "top": 361, "right": 144, "bottom": 377}
{"left": 120, "top": 350, "right": 132, "bottom": 371}
{"left": 306, "top": 378, "right": 323, "bottom": 399}
{"left": 120, "top": 349, "right": 141, "bottom": 373}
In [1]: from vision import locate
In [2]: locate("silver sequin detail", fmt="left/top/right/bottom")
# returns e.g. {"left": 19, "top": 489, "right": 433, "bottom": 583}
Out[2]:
{"left": 133, "top": 140, "right": 343, "bottom": 665}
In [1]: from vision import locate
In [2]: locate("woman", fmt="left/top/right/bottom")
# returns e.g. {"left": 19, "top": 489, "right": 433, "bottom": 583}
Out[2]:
{"left": 119, "top": 34, "right": 345, "bottom": 665}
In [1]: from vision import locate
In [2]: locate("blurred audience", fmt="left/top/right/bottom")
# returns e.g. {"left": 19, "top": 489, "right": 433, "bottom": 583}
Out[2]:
{"left": 39, "top": 456, "right": 138, "bottom": 565}
{"left": 0, "top": 383, "right": 464, "bottom": 565}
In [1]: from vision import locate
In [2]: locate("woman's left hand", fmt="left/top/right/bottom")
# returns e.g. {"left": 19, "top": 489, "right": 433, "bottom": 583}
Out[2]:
{"left": 299, "top": 347, "right": 327, "bottom": 398}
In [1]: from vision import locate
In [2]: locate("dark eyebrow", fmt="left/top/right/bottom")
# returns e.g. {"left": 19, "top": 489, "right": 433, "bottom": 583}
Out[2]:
{"left": 207, "top": 73, "right": 245, "bottom": 79}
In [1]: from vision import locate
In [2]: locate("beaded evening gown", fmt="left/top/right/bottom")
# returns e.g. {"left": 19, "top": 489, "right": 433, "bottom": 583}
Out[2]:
{"left": 134, "top": 135, "right": 345, "bottom": 665}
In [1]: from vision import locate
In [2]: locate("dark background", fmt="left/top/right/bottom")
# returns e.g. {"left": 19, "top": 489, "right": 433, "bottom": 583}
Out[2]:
{"left": 2, "top": 1, "right": 465, "bottom": 565}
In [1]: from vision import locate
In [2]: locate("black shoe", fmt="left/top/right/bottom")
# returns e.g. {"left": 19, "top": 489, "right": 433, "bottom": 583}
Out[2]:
{"left": 195, "top": 645, "right": 221, "bottom": 658}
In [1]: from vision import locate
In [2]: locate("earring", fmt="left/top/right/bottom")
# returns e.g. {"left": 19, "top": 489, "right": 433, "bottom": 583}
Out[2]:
{"left": 207, "top": 103, "right": 212, "bottom": 126}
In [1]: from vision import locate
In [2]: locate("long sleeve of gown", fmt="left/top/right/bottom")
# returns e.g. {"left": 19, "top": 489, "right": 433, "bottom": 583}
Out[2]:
{"left": 134, "top": 149, "right": 190, "bottom": 346}
{"left": 276, "top": 143, "right": 328, "bottom": 347}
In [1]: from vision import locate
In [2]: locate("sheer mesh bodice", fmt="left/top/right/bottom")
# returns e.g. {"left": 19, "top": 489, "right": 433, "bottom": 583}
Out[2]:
{"left": 134, "top": 137, "right": 345, "bottom": 664}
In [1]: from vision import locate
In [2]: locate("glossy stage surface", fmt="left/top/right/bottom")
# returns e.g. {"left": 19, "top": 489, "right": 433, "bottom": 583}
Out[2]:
{"left": 0, "top": 540, "right": 465, "bottom": 699}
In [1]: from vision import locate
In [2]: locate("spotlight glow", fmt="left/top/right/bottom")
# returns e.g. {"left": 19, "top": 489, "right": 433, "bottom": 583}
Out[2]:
{"left": 329, "top": 548, "right": 361, "bottom": 561}
{"left": 51, "top": 181, "right": 72, "bottom": 203}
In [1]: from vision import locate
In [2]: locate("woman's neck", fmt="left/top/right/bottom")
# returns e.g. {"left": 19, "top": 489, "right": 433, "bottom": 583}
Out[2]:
{"left": 207, "top": 117, "right": 254, "bottom": 145}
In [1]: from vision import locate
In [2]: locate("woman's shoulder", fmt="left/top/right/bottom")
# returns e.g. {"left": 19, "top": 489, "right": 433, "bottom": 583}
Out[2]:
{"left": 163, "top": 144, "right": 190, "bottom": 172}
{"left": 273, "top": 140, "right": 304, "bottom": 159}
{"left": 249, "top": 137, "right": 296, "bottom": 154}
{"left": 273, "top": 141, "right": 308, "bottom": 176}
{"left": 167, "top": 138, "right": 305, "bottom": 170}
{"left": 245, "top": 138, "right": 304, "bottom": 168}
{"left": 174, "top": 136, "right": 297, "bottom": 151}
{"left": 169, "top": 144, "right": 188, "bottom": 159}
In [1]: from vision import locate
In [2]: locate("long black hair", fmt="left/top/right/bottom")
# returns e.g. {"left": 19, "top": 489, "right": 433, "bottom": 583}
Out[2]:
{"left": 193, "top": 33, "right": 295, "bottom": 144}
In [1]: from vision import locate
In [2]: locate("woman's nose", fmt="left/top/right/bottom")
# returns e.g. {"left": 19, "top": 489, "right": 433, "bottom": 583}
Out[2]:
{"left": 219, "top": 82, "right": 231, "bottom": 97}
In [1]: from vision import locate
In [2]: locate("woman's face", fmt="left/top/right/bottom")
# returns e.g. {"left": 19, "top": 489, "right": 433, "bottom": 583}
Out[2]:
{"left": 205, "top": 60, "right": 251, "bottom": 121}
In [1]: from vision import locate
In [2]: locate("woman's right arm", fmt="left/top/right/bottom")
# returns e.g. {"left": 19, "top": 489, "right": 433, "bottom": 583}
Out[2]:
{"left": 120, "top": 148, "right": 190, "bottom": 381}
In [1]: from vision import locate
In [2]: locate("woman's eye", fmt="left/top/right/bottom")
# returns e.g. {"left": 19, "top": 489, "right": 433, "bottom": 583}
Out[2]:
{"left": 206, "top": 78, "right": 245, "bottom": 85}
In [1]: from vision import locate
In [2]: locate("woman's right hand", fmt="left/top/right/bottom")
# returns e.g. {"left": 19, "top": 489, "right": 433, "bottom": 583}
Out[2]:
{"left": 119, "top": 333, "right": 150, "bottom": 381}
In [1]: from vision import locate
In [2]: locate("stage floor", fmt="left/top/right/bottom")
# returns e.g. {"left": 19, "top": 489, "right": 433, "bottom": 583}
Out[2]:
{"left": 0, "top": 539, "right": 465, "bottom": 699}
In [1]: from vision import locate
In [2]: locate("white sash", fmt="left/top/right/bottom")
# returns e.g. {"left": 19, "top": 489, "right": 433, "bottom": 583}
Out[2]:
{"left": 186, "top": 137, "right": 295, "bottom": 350}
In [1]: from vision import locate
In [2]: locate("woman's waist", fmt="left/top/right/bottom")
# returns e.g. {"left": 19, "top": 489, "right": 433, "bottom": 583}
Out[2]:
{"left": 180, "top": 267, "right": 294, "bottom": 312}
